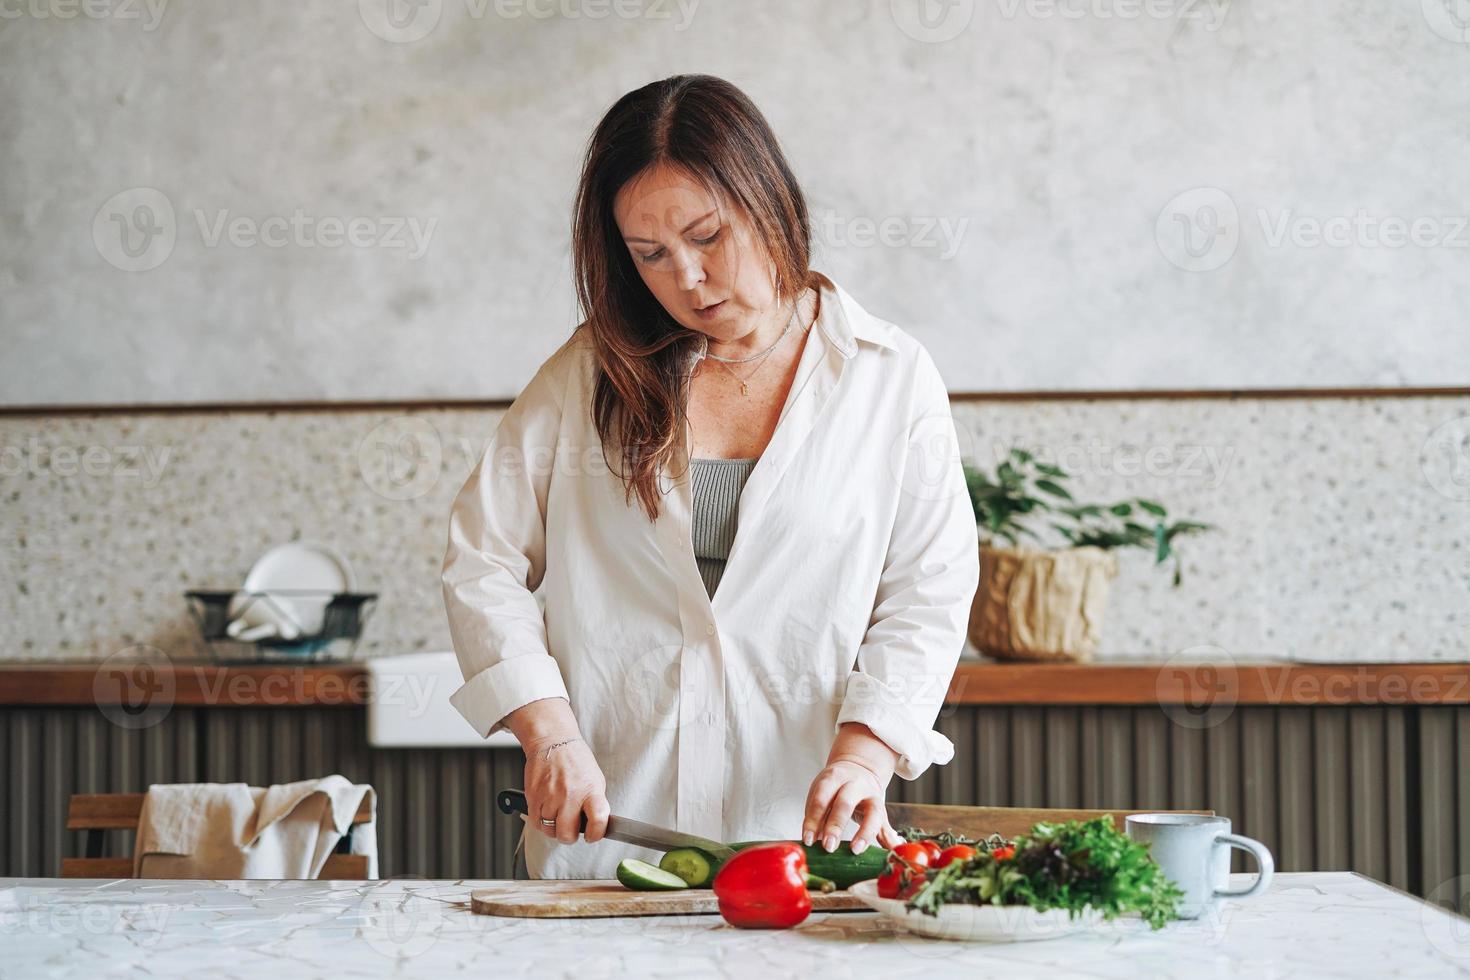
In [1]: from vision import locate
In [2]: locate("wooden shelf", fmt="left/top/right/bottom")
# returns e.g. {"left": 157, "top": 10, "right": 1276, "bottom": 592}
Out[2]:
{"left": 0, "top": 662, "right": 369, "bottom": 707}
{"left": 946, "top": 660, "right": 1470, "bottom": 706}
{"left": 1, "top": 659, "right": 1465, "bottom": 708}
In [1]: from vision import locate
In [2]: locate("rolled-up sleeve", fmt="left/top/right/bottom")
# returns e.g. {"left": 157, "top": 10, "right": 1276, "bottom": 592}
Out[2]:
{"left": 835, "top": 345, "right": 980, "bottom": 780}
{"left": 441, "top": 345, "right": 575, "bottom": 739}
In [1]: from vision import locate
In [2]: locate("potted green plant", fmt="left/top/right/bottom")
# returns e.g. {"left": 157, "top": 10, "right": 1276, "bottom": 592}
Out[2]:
{"left": 964, "top": 448, "right": 1214, "bottom": 662}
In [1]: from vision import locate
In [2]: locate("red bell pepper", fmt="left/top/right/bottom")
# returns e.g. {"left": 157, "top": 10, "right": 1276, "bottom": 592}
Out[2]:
{"left": 711, "top": 842, "right": 813, "bottom": 929}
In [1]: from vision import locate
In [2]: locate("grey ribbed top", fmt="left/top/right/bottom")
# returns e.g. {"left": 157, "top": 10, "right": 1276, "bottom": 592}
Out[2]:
{"left": 689, "top": 456, "right": 758, "bottom": 598}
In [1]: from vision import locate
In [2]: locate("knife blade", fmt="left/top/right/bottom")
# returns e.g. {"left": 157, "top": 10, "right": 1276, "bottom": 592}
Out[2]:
{"left": 496, "top": 788, "right": 735, "bottom": 860}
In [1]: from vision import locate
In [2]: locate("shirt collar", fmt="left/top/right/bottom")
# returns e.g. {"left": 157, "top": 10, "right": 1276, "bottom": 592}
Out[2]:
{"left": 815, "top": 276, "right": 900, "bottom": 359}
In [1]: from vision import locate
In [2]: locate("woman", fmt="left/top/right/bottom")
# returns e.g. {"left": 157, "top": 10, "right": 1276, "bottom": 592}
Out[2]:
{"left": 441, "top": 74, "right": 979, "bottom": 879}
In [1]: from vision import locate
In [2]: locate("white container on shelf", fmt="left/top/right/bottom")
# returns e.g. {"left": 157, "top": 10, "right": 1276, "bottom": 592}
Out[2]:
{"left": 365, "top": 652, "right": 519, "bottom": 748}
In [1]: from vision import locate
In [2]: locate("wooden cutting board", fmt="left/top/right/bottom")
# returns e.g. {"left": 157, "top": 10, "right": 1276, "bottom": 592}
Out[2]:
{"left": 470, "top": 879, "right": 870, "bottom": 917}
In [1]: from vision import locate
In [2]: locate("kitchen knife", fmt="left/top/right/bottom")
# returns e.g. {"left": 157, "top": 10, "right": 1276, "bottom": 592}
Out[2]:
{"left": 496, "top": 788, "right": 735, "bottom": 860}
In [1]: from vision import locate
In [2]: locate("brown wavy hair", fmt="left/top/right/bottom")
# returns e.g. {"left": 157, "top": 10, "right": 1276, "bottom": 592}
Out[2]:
{"left": 572, "top": 74, "right": 822, "bottom": 522}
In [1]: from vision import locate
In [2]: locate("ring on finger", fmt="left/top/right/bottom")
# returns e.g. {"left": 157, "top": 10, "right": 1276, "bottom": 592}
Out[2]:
{"left": 539, "top": 816, "right": 557, "bottom": 827}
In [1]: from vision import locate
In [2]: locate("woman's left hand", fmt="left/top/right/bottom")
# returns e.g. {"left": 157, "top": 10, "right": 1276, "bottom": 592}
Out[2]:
{"left": 802, "top": 724, "right": 906, "bottom": 855}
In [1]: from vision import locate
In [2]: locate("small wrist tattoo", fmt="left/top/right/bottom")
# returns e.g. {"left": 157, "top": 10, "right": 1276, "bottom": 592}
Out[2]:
{"left": 541, "top": 736, "right": 582, "bottom": 761}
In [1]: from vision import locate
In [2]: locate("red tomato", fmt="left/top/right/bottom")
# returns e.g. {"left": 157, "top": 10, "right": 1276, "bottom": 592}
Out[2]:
{"left": 891, "top": 842, "right": 932, "bottom": 870}
{"left": 992, "top": 845, "right": 1016, "bottom": 861}
{"left": 878, "top": 866, "right": 926, "bottom": 900}
{"left": 879, "top": 843, "right": 933, "bottom": 900}
{"left": 934, "top": 844, "right": 977, "bottom": 868}
{"left": 916, "top": 840, "right": 943, "bottom": 863}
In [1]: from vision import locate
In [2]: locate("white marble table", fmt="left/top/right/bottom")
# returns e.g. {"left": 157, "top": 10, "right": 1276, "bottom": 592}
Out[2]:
{"left": 2, "top": 872, "right": 1465, "bottom": 979}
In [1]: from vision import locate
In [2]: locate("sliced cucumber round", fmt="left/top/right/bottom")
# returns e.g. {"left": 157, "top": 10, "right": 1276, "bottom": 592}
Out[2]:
{"left": 659, "top": 847, "right": 717, "bottom": 887}
{"left": 616, "top": 858, "right": 689, "bottom": 891}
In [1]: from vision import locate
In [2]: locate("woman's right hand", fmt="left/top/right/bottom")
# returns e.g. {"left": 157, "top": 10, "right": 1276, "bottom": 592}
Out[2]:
{"left": 522, "top": 732, "right": 611, "bottom": 844}
{"left": 505, "top": 698, "right": 611, "bottom": 845}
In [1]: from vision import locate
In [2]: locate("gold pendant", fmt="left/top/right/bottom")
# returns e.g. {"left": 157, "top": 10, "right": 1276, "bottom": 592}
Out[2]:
{"left": 739, "top": 381, "right": 749, "bottom": 396}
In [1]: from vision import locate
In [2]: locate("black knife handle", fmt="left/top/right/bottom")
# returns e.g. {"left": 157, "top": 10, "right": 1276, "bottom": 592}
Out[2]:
{"left": 496, "top": 788, "right": 529, "bottom": 815}
{"left": 496, "top": 789, "right": 588, "bottom": 831}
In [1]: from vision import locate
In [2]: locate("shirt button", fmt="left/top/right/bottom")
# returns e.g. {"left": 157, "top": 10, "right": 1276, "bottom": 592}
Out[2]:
{"left": 705, "top": 624, "right": 715, "bottom": 636}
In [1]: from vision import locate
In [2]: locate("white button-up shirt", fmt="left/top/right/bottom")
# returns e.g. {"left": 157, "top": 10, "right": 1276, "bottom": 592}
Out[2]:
{"left": 441, "top": 276, "right": 980, "bottom": 878}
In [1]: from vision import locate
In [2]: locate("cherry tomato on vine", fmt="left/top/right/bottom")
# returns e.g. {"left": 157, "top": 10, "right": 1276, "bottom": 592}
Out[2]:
{"left": 877, "top": 864, "right": 926, "bottom": 900}
{"left": 891, "top": 842, "right": 933, "bottom": 870}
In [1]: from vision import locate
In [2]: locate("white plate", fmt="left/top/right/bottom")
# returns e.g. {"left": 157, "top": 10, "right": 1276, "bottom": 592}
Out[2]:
{"left": 848, "top": 879, "right": 1104, "bottom": 942}
{"left": 239, "top": 541, "right": 355, "bottom": 636}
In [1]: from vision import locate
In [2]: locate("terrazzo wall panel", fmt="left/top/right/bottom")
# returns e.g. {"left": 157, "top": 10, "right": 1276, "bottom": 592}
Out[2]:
{"left": 2, "top": 393, "right": 1466, "bottom": 664}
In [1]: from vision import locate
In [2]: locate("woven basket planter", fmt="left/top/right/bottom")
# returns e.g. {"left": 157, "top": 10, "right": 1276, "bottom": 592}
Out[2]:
{"left": 968, "top": 544, "right": 1120, "bottom": 663}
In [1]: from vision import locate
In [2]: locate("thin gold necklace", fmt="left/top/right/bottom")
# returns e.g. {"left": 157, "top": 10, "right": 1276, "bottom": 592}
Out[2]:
{"left": 704, "top": 297, "right": 807, "bottom": 396}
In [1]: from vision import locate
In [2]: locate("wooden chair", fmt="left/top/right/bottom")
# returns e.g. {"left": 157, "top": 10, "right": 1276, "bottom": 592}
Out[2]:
{"left": 886, "top": 802, "right": 1214, "bottom": 841}
{"left": 62, "top": 792, "right": 374, "bottom": 880}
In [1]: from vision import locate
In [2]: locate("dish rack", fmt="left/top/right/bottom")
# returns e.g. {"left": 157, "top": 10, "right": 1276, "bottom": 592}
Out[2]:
{"left": 184, "top": 590, "right": 378, "bottom": 663}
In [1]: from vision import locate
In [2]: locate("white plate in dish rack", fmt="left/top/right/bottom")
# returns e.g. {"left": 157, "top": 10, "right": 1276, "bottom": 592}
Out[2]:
{"left": 236, "top": 540, "right": 355, "bottom": 635}
{"left": 848, "top": 879, "right": 1105, "bottom": 942}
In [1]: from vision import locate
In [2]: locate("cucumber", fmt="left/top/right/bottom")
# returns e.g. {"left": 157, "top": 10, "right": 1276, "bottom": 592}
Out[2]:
{"left": 659, "top": 847, "right": 717, "bottom": 887}
{"left": 728, "top": 840, "right": 890, "bottom": 890}
{"left": 616, "top": 858, "right": 689, "bottom": 891}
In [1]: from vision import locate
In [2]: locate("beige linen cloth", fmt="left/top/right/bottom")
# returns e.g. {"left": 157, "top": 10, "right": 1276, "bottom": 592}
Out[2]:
{"left": 132, "top": 775, "right": 378, "bottom": 879}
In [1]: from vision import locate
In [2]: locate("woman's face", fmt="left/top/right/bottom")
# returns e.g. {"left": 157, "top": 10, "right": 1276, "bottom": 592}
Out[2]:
{"left": 613, "top": 163, "right": 782, "bottom": 344}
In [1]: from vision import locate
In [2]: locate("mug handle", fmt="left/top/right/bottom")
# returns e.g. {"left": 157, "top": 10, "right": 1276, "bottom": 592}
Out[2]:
{"left": 1214, "top": 833, "right": 1275, "bottom": 899}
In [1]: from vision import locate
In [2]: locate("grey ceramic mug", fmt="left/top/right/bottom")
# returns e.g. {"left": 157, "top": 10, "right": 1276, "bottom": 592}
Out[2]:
{"left": 1125, "top": 813, "right": 1275, "bottom": 919}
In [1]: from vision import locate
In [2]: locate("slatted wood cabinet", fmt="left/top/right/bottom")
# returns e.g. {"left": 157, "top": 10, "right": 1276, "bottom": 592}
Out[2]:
{"left": 1, "top": 661, "right": 1465, "bottom": 912}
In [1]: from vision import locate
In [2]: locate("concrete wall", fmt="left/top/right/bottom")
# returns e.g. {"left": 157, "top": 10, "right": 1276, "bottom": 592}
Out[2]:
{"left": 3, "top": 0, "right": 1469, "bottom": 405}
